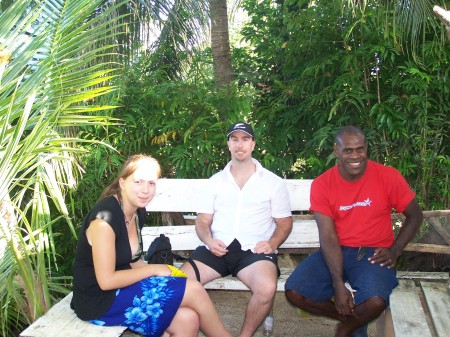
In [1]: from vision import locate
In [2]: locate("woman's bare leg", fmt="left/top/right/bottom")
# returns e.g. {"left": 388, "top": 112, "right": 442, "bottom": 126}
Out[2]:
{"left": 166, "top": 307, "right": 199, "bottom": 337}
{"left": 180, "top": 279, "right": 232, "bottom": 337}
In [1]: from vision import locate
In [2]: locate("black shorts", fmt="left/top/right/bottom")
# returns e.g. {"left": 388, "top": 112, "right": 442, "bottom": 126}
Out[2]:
{"left": 190, "top": 239, "right": 280, "bottom": 277}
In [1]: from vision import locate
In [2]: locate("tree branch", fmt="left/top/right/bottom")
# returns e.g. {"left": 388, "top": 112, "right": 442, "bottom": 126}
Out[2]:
{"left": 433, "top": 5, "right": 450, "bottom": 40}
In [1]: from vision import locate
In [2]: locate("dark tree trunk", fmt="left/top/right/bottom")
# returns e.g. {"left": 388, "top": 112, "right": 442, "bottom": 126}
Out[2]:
{"left": 210, "top": 0, "right": 234, "bottom": 85}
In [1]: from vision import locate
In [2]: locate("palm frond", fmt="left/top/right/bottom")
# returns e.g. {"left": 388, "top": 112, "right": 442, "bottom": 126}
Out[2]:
{"left": 0, "top": 0, "right": 128, "bottom": 331}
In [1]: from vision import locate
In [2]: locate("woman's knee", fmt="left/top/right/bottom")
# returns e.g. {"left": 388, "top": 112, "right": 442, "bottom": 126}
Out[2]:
{"left": 183, "top": 279, "right": 209, "bottom": 305}
{"left": 167, "top": 308, "right": 199, "bottom": 335}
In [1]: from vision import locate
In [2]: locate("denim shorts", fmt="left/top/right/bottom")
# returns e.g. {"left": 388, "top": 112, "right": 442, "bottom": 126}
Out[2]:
{"left": 285, "top": 247, "right": 398, "bottom": 306}
{"left": 190, "top": 238, "right": 279, "bottom": 277}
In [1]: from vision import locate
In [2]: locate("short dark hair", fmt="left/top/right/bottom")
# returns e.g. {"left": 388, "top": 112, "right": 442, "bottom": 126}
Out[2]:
{"left": 335, "top": 125, "right": 365, "bottom": 145}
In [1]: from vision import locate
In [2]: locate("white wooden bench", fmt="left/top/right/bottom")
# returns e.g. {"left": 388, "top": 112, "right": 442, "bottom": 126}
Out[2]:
{"left": 20, "top": 178, "right": 450, "bottom": 337}
{"left": 143, "top": 179, "right": 450, "bottom": 337}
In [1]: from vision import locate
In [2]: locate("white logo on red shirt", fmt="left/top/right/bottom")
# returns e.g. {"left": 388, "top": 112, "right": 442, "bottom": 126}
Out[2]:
{"left": 339, "top": 198, "right": 372, "bottom": 211}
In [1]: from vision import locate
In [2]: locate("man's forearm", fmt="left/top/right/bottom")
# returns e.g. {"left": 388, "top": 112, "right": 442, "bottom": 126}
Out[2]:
{"left": 321, "top": 239, "right": 345, "bottom": 289}
{"left": 195, "top": 215, "right": 214, "bottom": 245}
{"left": 315, "top": 213, "right": 345, "bottom": 288}
{"left": 390, "top": 200, "right": 423, "bottom": 256}
{"left": 270, "top": 216, "right": 293, "bottom": 248}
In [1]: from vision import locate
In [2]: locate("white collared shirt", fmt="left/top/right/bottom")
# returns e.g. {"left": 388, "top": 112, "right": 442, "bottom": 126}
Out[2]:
{"left": 198, "top": 158, "right": 292, "bottom": 251}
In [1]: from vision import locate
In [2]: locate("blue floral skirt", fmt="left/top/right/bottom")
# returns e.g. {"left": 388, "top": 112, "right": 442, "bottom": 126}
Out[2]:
{"left": 90, "top": 276, "right": 187, "bottom": 337}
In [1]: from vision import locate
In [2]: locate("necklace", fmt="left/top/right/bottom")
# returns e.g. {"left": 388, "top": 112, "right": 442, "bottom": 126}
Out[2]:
{"left": 118, "top": 198, "right": 142, "bottom": 260}
{"left": 119, "top": 200, "right": 137, "bottom": 228}
{"left": 119, "top": 199, "right": 135, "bottom": 227}
{"left": 124, "top": 212, "right": 135, "bottom": 227}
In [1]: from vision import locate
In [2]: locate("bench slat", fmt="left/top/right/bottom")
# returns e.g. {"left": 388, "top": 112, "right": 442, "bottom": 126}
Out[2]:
{"left": 420, "top": 281, "right": 450, "bottom": 337}
{"left": 141, "top": 220, "right": 319, "bottom": 252}
{"left": 389, "top": 280, "right": 433, "bottom": 337}
{"left": 19, "top": 292, "right": 126, "bottom": 337}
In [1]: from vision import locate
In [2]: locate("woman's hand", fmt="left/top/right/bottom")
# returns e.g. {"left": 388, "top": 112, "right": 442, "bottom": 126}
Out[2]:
{"left": 149, "top": 263, "right": 172, "bottom": 277}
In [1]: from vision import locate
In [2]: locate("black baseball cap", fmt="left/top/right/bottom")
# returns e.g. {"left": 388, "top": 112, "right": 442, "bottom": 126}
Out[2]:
{"left": 227, "top": 122, "right": 255, "bottom": 139}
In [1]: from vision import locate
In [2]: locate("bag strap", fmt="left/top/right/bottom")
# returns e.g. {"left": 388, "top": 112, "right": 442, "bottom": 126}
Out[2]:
{"left": 186, "top": 258, "right": 201, "bottom": 282}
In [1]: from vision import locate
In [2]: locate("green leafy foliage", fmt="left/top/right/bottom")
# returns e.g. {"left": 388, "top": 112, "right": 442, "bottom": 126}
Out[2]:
{"left": 238, "top": 0, "right": 449, "bottom": 208}
{"left": 0, "top": 0, "right": 125, "bottom": 334}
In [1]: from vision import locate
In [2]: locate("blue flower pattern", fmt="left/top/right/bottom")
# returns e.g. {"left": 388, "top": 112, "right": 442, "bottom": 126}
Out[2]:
{"left": 92, "top": 276, "right": 184, "bottom": 336}
{"left": 124, "top": 277, "right": 178, "bottom": 335}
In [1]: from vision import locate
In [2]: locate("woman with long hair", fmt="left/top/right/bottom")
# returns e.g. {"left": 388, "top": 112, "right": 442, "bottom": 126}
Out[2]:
{"left": 71, "top": 154, "right": 232, "bottom": 337}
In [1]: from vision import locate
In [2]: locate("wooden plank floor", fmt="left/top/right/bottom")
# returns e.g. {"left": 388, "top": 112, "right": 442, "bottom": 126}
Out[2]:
{"left": 389, "top": 280, "right": 433, "bottom": 337}
{"left": 378, "top": 278, "right": 450, "bottom": 337}
{"left": 421, "top": 281, "right": 450, "bottom": 337}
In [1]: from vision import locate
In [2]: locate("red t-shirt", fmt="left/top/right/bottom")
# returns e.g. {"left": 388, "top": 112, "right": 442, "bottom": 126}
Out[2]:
{"left": 310, "top": 160, "right": 415, "bottom": 247}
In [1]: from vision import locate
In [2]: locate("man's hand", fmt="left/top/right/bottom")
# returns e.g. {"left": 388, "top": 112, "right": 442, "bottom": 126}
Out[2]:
{"left": 253, "top": 241, "right": 274, "bottom": 254}
{"left": 207, "top": 239, "right": 228, "bottom": 256}
{"left": 333, "top": 284, "right": 355, "bottom": 317}
{"left": 368, "top": 247, "right": 397, "bottom": 269}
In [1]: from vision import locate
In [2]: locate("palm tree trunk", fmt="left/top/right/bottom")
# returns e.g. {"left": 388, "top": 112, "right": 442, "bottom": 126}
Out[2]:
{"left": 433, "top": 5, "right": 450, "bottom": 40}
{"left": 210, "top": 0, "right": 234, "bottom": 86}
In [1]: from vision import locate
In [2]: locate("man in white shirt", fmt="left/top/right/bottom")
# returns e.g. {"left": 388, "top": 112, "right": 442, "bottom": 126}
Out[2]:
{"left": 180, "top": 121, "right": 293, "bottom": 337}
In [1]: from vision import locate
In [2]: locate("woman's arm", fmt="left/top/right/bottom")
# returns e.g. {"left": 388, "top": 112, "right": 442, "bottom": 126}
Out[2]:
{"left": 87, "top": 218, "right": 171, "bottom": 290}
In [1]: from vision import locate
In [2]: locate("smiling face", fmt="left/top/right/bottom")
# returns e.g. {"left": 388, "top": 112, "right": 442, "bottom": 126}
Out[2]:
{"left": 334, "top": 131, "right": 368, "bottom": 181}
{"left": 119, "top": 158, "right": 159, "bottom": 208}
{"left": 227, "top": 130, "right": 256, "bottom": 162}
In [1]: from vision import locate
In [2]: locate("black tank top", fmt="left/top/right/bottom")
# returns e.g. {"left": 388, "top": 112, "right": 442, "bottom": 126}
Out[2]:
{"left": 70, "top": 195, "right": 146, "bottom": 320}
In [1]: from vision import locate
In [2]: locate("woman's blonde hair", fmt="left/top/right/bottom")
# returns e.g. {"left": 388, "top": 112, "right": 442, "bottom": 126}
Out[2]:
{"left": 99, "top": 154, "right": 161, "bottom": 201}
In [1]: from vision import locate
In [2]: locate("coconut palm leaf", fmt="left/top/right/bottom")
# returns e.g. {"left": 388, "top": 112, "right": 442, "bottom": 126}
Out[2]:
{"left": 344, "top": 0, "right": 448, "bottom": 62}
{"left": 0, "top": 0, "right": 126, "bottom": 334}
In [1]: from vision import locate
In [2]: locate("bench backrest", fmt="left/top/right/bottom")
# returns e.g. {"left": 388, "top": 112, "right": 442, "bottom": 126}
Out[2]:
{"left": 146, "top": 178, "right": 313, "bottom": 212}
{"left": 142, "top": 179, "right": 450, "bottom": 255}
{"left": 143, "top": 178, "right": 318, "bottom": 253}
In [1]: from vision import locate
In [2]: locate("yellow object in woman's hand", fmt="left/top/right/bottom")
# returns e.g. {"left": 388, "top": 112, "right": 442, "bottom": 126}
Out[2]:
{"left": 166, "top": 264, "right": 187, "bottom": 277}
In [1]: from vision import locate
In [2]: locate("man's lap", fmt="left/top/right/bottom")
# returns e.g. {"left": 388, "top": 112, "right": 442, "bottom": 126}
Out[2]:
{"left": 190, "top": 239, "right": 279, "bottom": 277}
{"left": 285, "top": 247, "right": 398, "bottom": 306}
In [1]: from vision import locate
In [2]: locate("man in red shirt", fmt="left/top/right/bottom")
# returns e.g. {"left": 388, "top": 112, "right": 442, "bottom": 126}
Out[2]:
{"left": 285, "top": 126, "right": 423, "bottom": 337}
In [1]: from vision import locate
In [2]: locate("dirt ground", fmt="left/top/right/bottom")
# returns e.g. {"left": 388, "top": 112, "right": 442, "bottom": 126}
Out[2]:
{"left": 199, "top": 290, "right": 377, "bottom": 337}
{"left": 123, "top": 289, "right": 377, "bottom": 337}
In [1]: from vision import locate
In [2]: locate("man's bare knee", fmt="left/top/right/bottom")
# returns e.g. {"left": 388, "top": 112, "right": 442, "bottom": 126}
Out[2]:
{"left": 358, "top": 295, "right": 387, "bottom": 317}
{"left": 285, "top": 289, "right": 309, "bottom": 309}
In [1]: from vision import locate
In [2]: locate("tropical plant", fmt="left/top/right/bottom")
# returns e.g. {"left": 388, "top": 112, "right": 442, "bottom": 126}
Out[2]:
{"left": 80, "top": 61, "right": 255, "bottom": 179}
{"left": 96, "top": 0, "right": 234, "bottom": 84}
{"left": 0, "top": 0, "right": 125, "bottom": 334}
{"left": 237, "top": 0, "right": 449, "bottom": 207}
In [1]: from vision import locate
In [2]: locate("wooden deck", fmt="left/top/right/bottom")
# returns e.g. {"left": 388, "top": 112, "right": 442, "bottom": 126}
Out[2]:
{"left": 375, "top": 279, "right": 450, "bottom": 337}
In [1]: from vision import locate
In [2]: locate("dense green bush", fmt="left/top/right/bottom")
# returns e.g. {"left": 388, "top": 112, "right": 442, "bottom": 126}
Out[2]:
{"left": 238, "top": 0, "right": 449, "bottom": 209}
